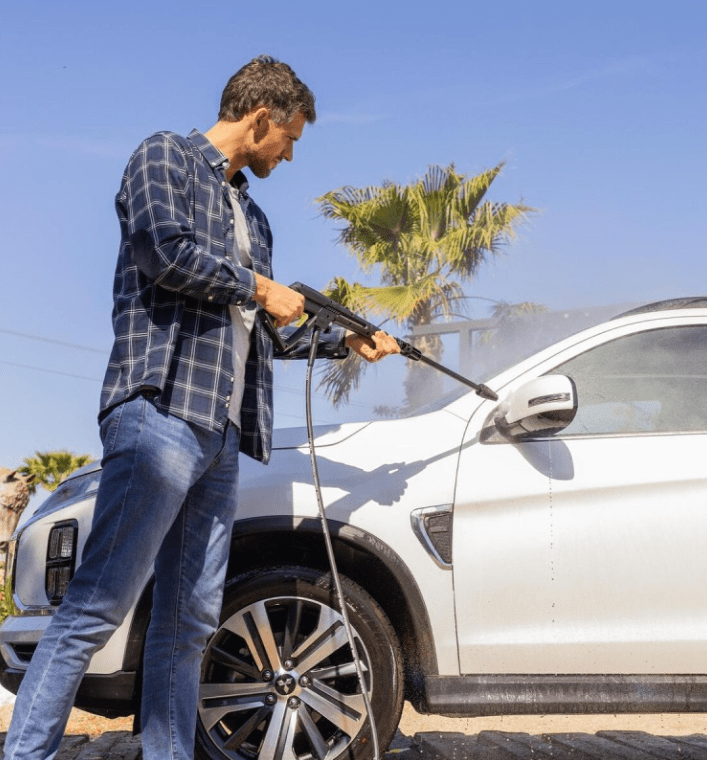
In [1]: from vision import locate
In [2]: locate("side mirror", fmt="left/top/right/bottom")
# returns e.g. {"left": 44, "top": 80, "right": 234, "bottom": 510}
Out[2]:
{"left": 494, "top": 375, "right": 577, "bottom": 439}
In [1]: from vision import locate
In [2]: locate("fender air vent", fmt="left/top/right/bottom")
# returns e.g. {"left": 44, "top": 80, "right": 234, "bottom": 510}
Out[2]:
{"left": 411, "top": 506, "right": 453, "bottom": 569}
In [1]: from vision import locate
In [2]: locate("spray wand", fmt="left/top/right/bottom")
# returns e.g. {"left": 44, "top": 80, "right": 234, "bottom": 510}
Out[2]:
{"left": 263, "top": 282, "right": 498, "bottom": 401}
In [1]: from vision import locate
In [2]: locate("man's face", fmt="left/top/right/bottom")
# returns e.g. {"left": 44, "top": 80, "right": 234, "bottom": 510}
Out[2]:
{"left": 247, "top": 111, "right": 307, "bottom": 179}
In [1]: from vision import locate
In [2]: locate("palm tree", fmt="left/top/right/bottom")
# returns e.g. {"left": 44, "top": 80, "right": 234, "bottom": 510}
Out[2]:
{"left": 478, "top": 300, "right": 550, "bottom": 344}
{"left": 18, "top": 450, "right": 93, "bottom": 495}
{"left": 0, "top": 468, "right": 35, "bottom": 548}
{"left": 316, "top": 162, "right": 535, "bottom": 410}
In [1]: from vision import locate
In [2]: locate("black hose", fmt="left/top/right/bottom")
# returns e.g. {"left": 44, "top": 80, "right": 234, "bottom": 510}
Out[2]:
{"left": 305, "top": 326, "right": 380, "bottom": 760}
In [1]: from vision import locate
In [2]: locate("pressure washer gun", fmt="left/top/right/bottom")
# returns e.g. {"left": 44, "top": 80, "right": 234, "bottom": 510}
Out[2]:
{"left": 259, "top": 281, "right": 498, "bottom": 401}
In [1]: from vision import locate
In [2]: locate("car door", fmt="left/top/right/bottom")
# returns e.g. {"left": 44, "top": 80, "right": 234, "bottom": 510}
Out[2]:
{"left": 453, "top": 317, "right": 707, "bottom": 675}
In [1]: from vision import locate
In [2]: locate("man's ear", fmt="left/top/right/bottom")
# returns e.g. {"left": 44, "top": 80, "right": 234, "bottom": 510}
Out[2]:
{"left": 251, "top": 107, "right": 270, "bottom": 142}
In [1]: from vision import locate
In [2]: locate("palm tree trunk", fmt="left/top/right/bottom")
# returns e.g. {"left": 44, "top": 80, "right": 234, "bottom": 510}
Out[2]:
{"left": 0, "top": 469, "right": 32, "bottom": 548}
{"left": 403, "top": 294, "right": 445, "bottom": 409}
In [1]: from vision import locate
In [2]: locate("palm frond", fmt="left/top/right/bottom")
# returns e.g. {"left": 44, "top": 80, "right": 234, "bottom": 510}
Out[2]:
{"left": 19, "top": 450, "right": 92, "bottom": 494}
{"left": 315, "top": 162, "right": 539, "bottom": 409}
{"left": 489, "top": 300, "right": 549, "bottom": 320}
{"left": 358, "top": 278, "right": 445, "bottom": 323}
{"left": 316, "top": 351, "right": 367, "bottom": 408}
{"left": 454, "top": 162, "right": 505, "bottom": 218}
{"left": 324, "top": 277, "right": 372, "bottom": 314}
{"left": 478, "top": 300, "right": 549, "bottom": 344}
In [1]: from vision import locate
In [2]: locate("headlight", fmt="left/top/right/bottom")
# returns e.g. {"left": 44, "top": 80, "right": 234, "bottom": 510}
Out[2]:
{"left": 46, "top": 469, "right": 101, "bottom": 510}
{"left": 22, "top": 466, "right": 100, "bottom": 529}
{"left": 2, "top": 538, "right": 20, "bottom": 617}
{"left": 4, "top": 539, "right": 16, "bottom": 588}
{"left": 45, "top": 520, "right": 78, "bottom": 605}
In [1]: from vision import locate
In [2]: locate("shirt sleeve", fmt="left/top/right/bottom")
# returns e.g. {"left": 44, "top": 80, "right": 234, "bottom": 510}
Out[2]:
{"left": 273, "top": 325, "right": 350, "bottom": 360}
{"left": 117, "top": 132, "right": 256, "bottom": 305}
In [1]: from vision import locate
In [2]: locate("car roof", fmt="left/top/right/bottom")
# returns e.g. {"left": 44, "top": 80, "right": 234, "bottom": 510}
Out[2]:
{"left": 613, "top": 297, "right": 707, "bottom": 319}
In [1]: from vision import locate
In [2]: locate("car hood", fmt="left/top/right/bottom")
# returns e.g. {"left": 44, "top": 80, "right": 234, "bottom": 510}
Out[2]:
{"left": 18, "top": 423, "right": 376, "bottom": 531}
{"left": 272, "top": 421, "right": 373, "bottom": 450}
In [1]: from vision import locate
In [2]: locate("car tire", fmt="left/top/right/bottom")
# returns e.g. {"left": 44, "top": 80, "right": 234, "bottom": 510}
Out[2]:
{"left": 195, "top": 565, "right": 404, "bottom": 760}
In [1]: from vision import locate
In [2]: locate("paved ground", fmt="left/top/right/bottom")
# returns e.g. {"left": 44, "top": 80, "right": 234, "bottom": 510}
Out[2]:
{"left": 3, "top": 692, "right": 707, "bottom": 760}
{"left": 411, "top": 729, "right": 707, "bottom": 758}
{"left": 3, "top": 729, "right": 707, "bottom": 759}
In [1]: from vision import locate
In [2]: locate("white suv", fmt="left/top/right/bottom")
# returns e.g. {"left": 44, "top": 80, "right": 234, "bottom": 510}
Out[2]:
{"left": 3, "top": 297, "right": 707, "bottom": 760}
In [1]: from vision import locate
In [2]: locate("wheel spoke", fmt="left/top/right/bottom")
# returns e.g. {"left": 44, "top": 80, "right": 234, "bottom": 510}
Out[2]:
{"left": 310, "top": 659, "right": 362, "bottom": 681}
{"left": 221, "top": 602, "right": 280, "bottom": 673}
{"left": 220, "top": 601, "right": 282, "bottom": 673}
{"left": 291, "top": 603, "right": 342, "bottom": 654}
{"left": 301, "top": 681, "right": 367, "bottom": 735}
{"left": 209, "top": 643, "right": 262, "bottom": 680}
{"left": 224, "top": 705, "right": 272, "bottom": 752}
{"left": 258, "top": 700, "right": 297, "bottom": 760}
{"left": 199, "top": 683, "right": 268, "bottom": 731}
{"left": 298, "top": 706, "right": 330, "bottom": 760}
{"left": 248, "top": 601, "right": 283, "bottom": 672}
{"left": 200, "top": 681, "right": 268, "bottom": 701}
{"left": 294, "top": 621, "right": 350, "bottom": 674}
{"left": 281, "top": 598, "right": 303, "bottom": 662}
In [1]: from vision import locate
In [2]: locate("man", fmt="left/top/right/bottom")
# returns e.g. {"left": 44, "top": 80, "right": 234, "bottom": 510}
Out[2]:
{"left": 4, "top": 55, "right": 398, "bottom": 760}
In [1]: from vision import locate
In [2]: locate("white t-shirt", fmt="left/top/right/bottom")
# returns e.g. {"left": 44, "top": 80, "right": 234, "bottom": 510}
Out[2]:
{"left": 226, "top": 185, "right": 257, "bottom": 428}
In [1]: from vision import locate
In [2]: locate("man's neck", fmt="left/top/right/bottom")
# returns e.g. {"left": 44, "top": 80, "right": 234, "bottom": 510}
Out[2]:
{"left": 204, "top": 120, "right": 250, "bottom": 181}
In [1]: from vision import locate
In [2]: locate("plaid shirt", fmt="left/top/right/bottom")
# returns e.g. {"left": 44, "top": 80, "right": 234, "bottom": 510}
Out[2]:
{"left": 101, "top": 129, "right": 347, "bottom": 463}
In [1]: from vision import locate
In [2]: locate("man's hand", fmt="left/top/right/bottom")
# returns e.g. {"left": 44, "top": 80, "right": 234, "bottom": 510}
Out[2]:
{"left": 254, "top": 274, "right": 305, "bottom": 328}
{"left": 345, "top": 330, "right": 401, "bottom": 363}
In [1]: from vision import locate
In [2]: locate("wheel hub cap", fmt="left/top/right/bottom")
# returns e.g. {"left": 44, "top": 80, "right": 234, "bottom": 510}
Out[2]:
{"left": 274, "top": 672, "right": 297, "bottom": 696}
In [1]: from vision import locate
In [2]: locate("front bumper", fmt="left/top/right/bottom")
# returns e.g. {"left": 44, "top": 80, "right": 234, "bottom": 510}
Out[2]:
{"left": 0, "top": 614, "right": 138, "bottom": 718}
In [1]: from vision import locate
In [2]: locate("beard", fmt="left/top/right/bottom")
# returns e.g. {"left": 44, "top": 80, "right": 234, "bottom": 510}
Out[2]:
{"left": 248, "top": 159, "right": 272, "bottom": 179}
{"left": 245, "top": 147, "right": 277, "bottom": 179}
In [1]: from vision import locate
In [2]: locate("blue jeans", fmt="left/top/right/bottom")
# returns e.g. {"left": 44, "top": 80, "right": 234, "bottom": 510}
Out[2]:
{"left": 4, "top": 394, "right": 241, "bottom": 760}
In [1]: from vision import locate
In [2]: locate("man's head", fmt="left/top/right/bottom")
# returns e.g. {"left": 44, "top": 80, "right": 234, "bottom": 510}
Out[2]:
{"left": 219, "top": 55, "right": 316, "bottom": 126}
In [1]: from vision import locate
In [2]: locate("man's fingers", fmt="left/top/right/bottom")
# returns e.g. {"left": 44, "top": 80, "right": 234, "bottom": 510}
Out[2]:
{"left": 367, "top": 331, "right": 400, "bottom": 361}
{"left": 254, "top": 275, "right": 305, "bottom": 326}
{"left": 346, "top": 330, "right": 401, "bottom": 362}
{"left": 374, "top": 331, "right": 401, "bottom": 355}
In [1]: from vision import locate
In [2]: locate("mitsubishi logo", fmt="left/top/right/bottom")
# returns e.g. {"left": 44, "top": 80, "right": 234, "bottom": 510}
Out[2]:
{"left": 275, "top": 674, "right": 296, "bottom": 696}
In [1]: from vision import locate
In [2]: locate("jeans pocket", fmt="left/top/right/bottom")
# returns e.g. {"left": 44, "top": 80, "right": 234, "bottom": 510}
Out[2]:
{"left": 99, "top": 401, "right": 126, "bottom": 454}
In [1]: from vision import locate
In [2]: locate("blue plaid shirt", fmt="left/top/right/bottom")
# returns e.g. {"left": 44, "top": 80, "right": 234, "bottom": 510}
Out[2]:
{"left": 100, "top": 129, "right": 347, "bottom": 463}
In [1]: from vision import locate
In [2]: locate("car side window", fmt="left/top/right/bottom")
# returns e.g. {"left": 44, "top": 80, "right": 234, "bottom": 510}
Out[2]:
{"left": 549, "top": 326, "right": 707, "bottom": 435}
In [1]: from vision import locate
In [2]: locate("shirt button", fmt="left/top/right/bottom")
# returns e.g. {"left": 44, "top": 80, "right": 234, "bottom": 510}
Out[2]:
{"left": 225, "top": 395, "right": 231, "bottom": 402}
{"left": 230, "top": 218, "right": 235, "bottom": 225}
{"left": 207, "top": 294, "right": 214, "bottom": 301}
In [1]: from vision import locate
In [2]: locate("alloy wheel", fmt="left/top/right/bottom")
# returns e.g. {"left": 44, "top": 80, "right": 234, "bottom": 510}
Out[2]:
{"left": 198, "top": 591, "right": 372, "bottom": 760}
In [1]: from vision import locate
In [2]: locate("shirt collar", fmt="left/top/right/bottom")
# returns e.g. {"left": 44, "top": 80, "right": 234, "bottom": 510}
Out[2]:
{"left": 187, "top": 129, "right": 250, "bottom": 197}
{"left": 187, "top": 128, "right": 226, "bottom": 169}
{"left": 230, "top": 170, "right": 250, "bottom": 196}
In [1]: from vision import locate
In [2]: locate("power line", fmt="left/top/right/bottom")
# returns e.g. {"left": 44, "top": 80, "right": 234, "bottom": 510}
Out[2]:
{"left": 0, "top": 360, "right": 375, "bottom": 412}
{"left": 0, "top": 329, "right": 378, "bottom": 413}
{"left": 0, "top": 328, "right": 108, "bottom": 354}
{"left": 0, "top": 360, "right": 102, "bottom": 383}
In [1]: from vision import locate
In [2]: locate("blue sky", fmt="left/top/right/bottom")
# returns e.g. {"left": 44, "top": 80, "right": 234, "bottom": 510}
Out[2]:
{"left": 1, "top": 0, "right": 705, "bottom": 483}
